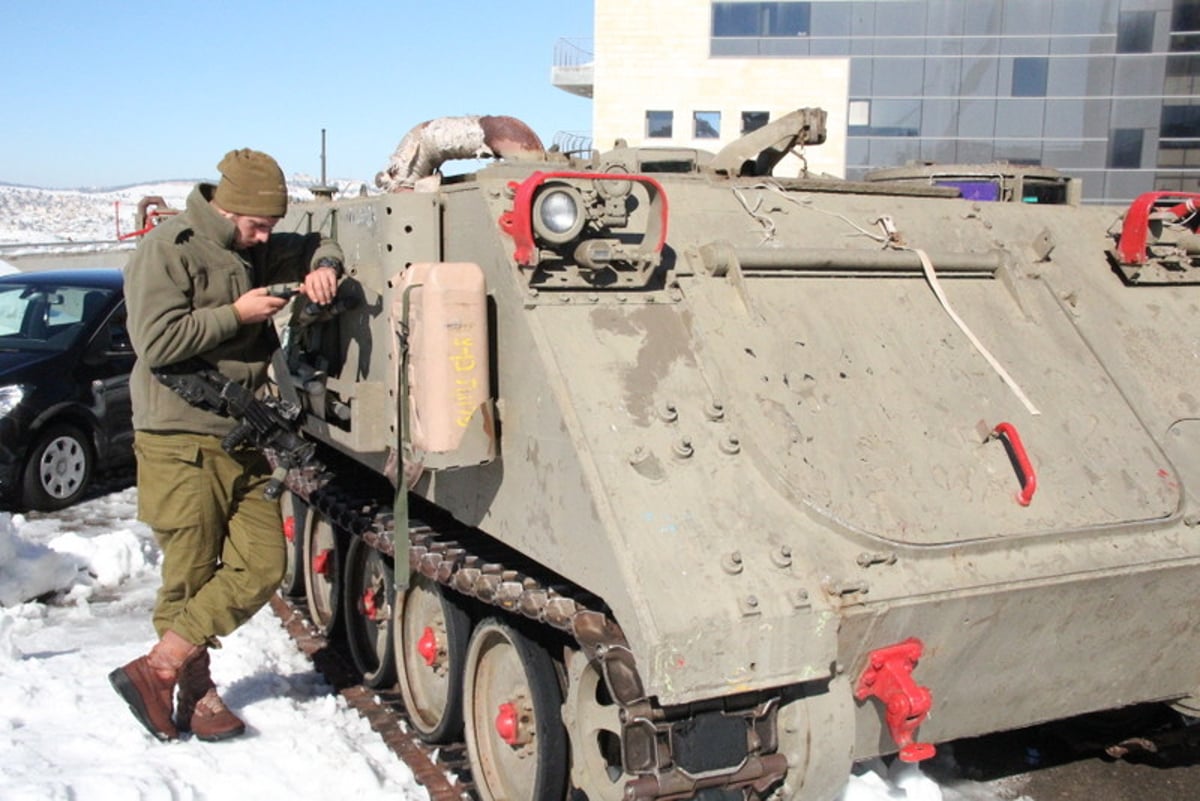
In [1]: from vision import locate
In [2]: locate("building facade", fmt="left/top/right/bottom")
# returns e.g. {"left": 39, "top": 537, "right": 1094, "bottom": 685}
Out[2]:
{"left": 560, "top": 0, "right": 1200, "bottom": 204}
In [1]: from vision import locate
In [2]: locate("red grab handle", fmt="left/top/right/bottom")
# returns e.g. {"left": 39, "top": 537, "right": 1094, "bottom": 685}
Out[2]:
{"left": 992, "top": 422, "right": 1037, "bottom": 506}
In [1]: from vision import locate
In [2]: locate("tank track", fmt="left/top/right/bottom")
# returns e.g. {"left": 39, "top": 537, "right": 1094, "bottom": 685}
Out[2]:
{"left": 268, "top": 593, "right": 473, "bottom": 801}
{"left": 280, "top": 462, "right": 790, "bottom": 801}
{"left": 284, "top": 464, "right": 644, "bottom": 694}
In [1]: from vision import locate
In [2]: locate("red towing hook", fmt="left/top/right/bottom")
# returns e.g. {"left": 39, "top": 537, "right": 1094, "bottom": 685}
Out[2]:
{"left": 854, "top": 638, "right": 937, "bottom": 763}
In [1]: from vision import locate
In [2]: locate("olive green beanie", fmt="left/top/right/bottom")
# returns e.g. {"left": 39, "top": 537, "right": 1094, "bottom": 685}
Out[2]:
{"left": 213, "top": 148, "right": 288, "bottom": 217}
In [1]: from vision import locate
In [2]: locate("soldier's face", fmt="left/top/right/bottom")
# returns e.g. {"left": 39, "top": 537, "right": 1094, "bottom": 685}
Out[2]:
{"left": 231, "top": 215, "right": 279, "bottom": 249}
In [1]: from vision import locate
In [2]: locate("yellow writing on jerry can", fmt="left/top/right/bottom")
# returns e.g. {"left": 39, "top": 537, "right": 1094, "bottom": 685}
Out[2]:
{"left": 402, "top": 262, "right": 489, "bottom": 454}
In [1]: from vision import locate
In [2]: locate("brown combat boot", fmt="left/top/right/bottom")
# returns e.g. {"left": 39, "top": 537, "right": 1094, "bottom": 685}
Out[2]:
{"left": 175, "top": 649, "right": 246, "bottom": 741}
{"left": 108, "top": 630, "right": 201, "bottom": 741}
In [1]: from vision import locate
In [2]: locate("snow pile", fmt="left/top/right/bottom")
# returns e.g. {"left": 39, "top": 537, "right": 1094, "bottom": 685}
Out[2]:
{"left": 0, "top": 489, "right": 429, "bottom": 801}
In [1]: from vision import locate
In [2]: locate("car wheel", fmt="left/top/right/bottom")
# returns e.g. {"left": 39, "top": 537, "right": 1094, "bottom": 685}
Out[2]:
{"left": 21, "top": 423, "right": 93, "bottom": 511}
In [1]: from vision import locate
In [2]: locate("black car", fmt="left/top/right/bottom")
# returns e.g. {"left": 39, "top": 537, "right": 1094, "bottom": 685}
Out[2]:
{"left": 0, "top": 268, "right": 134, "bottom": 510}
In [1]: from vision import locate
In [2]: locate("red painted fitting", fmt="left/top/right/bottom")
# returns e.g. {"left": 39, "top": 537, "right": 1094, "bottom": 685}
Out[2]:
{"left": 494, "top": 701, "right": 519, "bottom": 746}
{"left": 854, "top": 638, "right": 937, "bottom": 763}
{"left": 417, "top": 626, "right": 438, "bottom": 667}
{"left": 282, "top": 515, "right": 295, "bottom": 542}
{"left": 312, "top": 549, "right": 333, "bottom": 578}
{"left": 361, "top": 588, "right": 378, "bottom": 619}
{"left": 1115, "top": 191, "right": 1200, "bottom": 265}
{"left": 498, "top": 170, "right": 669, "bottom": 265}
{"left": 991, "top": 422, "right": 1037, "bottom": 506}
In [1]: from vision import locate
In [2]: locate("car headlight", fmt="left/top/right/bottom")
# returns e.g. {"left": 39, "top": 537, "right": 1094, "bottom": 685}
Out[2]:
{"left": 532, "top": 185, "right": 585, "bottom": 244}
{"left": 0, "top": 385, "right": 24, "bottom": 417}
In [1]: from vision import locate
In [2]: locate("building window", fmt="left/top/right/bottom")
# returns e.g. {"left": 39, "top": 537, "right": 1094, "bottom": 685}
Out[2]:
{"left": 1012, "top": 57, "right": 1048, "bottom": 97}
{"left": 742, "top": 111, "right": 770, "bottom": 133}
{"left": 848, "top": 100, "right": 870, "bottom": 128}
{"left": 647, "top": 110, "right": 673, "bottom": 138}
{"left": 694, "top": 111, "right": 721, "bottom": 138}
{"left": 712, "top": 2, "right": 811, "bottom": 37}
{"left": 1109, "top": 129, "right": 1144, "bottom": 168}
{"left": 1162, "top": 104, "right": 1200, "bottom": 137}
{"left": 1172, "top": 0, "right": 1200, "bottom": 48}
{"left": 1118, "top": 11, "right": 1156, "bottom": 53}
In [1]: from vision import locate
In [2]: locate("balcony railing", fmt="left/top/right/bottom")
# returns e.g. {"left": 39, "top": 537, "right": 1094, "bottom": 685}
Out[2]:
{"left": 552, "top": 37, "right": 594, "bottom": 98}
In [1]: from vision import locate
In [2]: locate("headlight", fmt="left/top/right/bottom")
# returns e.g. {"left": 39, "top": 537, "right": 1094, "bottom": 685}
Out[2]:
{"left": 0, "top": 385, "right": 25, "bottom": 417}
{"left": 532, "top": 185, "right": 585, "bottom": 244}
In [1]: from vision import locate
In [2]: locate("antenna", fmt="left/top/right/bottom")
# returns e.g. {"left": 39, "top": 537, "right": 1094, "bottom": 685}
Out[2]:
{"left": 311, "top": 128, "right": 337, "bottom": 202}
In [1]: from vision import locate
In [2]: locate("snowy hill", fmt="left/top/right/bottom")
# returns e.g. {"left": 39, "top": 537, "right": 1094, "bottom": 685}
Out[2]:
{"left": 0, "top": 176, "right": 373, "bottom": 246}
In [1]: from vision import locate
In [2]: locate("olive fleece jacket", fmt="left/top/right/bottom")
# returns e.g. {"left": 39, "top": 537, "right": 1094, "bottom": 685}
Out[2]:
{"left": 126, "top": 183, "right": 343, "bottom": 436}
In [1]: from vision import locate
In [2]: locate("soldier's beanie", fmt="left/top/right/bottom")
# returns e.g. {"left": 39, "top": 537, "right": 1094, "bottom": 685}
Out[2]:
{"left": 213, "top": 148, "right": 288, "bottom": 217}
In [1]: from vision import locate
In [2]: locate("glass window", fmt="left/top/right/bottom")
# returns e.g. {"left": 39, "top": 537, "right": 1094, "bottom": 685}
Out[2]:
{"left": 847, "top": 101, "right": 870, "bottom": 128}
{"left": 872, "top": 57, "right": 925, "bottom": 95}
{"left": 1051, "top": 0, "right": 1107, "bottom": 35}
{"left": 920, "top": 139, "right": 958, "bottom": 165}
{"left": 1106, "top": 171, "right": 1156, "bottom": 202}
{"left": 1114, "top": 55, "right": 1168, "bottom": 94}
{"left": 992, "top": 141, "right": 1043, "bottom": 165}
{"left": 1042, "top": 99, "right": 1087, "bottom": 138}
{"left": 872, "top": 1, "right": 925, "bottom": 36}
{"left": 868, "top": 138, "right": 921, "bottom": 168}
{"left": 742, "top": 111, "right": 770, "bottom": 133}
{"left": 713, "top": 2, "right": 759, "bottom": 36}
{"left": 963, "top": 3, "right": 1002, "bottom": 35}
{"left": 809, "top": 2, "right": 850, "bottom": 36}
{"left": 1108, "top": 129, "right": 1144, "bottom": 168}
{"left": 694, "top": 111, "right": 721, "bottom": 139}
{"left": 1165, "top": 54, "right": 1200, "bottom": 94}
{"left": 1003, "top": 1, "right": 1052, "bottom": 35}
{"left": 1162, "top": 104, "right": 1200, "bottom": 137}
{"left": 712, "top": 2, "right": 812, "bottom": 37}
{"left": 960, "top": 56, "right": 1001, "bottom": 95}
{"left": 869, "top": 99, "right": 921, "bottom": 136}
{"left": 1169, "top": 32, "right": 1200, "bottom": 51}
{"left": 1117, "top": 11, "right": 1156, "bottom": 53}
{"left": 647, "top": 111, "right": 673, "bottom": 138}
{"left": 924, "top": 57, "right": 961, "bottom": 96}
{"left": 925, "top": 2, "right": 965, "bottom": 38}
{"left": 1046, "top": 56, "right": 1089, "bottom": 95}
{"left": 1173, "top": 0, "right": 1200, "bottom": 32}
{"left": 1012, "top": 57, "right": 1049, "bottom": 97}
{"left": 996, "top": 99, "right": 1046, "bottom": 138}
{"left": 921, "top": 99, "right": 958, "bottom": 137}
{"left": 957, "top": 98, "right": 997, "bottom": 138}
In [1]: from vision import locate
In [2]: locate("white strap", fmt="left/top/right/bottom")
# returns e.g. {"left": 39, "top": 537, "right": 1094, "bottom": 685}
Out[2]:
{"left": 911, "top": 246, "right": 1041, "bottom": 416}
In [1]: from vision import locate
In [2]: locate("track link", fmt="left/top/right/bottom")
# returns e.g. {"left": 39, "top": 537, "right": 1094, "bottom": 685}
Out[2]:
{"left": 269, "top": 593, "right": 473, "bottom": 801}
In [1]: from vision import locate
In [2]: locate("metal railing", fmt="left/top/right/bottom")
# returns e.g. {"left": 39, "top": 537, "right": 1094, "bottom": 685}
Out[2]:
{"left": 553, "top": 37, "right": 593, "bottom": 67}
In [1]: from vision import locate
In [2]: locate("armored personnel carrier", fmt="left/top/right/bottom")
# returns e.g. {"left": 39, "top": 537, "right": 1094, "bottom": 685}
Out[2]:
{"left": 269, "top": 109, "right": 1200, "bottom": 801}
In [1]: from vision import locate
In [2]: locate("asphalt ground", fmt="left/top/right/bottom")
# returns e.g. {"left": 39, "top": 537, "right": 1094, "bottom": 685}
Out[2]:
{"left": 926, "top": 704, "right": 1200, "bottom": 800}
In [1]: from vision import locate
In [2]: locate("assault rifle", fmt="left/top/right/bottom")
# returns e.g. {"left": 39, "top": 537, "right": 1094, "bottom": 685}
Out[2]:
{"left": 153, "top": 358, "right": 323, "bottom": 500}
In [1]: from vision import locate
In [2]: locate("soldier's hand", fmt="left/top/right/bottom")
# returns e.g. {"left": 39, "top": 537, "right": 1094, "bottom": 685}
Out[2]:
{"left": 301, "top": 264, "right": 338, "bottom": 306}
{"left": 233, "top": 287, "right": 288, "bottom": 324}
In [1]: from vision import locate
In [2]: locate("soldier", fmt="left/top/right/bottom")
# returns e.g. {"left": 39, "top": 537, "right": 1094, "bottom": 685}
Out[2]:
{"left": 109, "top": 148, "right": 343, "bottom": 742}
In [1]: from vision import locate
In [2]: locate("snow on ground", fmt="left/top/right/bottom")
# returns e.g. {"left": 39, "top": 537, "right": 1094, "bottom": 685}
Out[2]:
{"left": 0, "top": 488, "right": 1032, "bottom": 801}
{"left": 0, "top": 489, "right": 428, "bottom": 801}
{"left": 0, "top": 176, "right": 373, "bottom": 246}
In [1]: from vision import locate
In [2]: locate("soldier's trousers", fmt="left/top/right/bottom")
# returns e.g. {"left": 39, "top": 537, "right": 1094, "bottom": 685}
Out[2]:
{"left": 133, "top": 431, "right": 286, "bottom": 647}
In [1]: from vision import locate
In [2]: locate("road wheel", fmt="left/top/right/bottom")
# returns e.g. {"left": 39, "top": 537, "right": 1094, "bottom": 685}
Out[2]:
{"left": 278, "top": 491, "right": 308, "bottom": 600}
{"left": 463, "top": 618, "right": 567, "bottom": 801}
{"left": 343, "top": 537, "right": 397, "bottom": 688}
{"left": 21, "top": 423, "right": 92, "bottom": 511}
{"left": 302, "top": 511, "right": 341, "bottom": 637}
{"left": 563, "top": 649, "right": 626, "bottom": 801}
{"left": 392, "top": 572, "right": 471, "bottom": 743}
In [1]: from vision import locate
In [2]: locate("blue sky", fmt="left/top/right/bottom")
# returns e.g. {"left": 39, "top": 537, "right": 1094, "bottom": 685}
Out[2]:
{"left": 1, "top": 1, "right": 593, "bottom": 189}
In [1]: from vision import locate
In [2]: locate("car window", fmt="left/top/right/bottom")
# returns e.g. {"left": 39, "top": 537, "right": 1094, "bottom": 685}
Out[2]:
{"left": 0, "top": 284, "right": 115, "bottom": 352}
